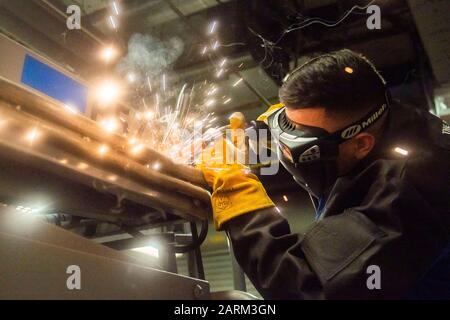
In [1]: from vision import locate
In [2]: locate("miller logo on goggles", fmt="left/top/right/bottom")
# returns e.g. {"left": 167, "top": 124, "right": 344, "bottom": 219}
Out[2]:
{"left": 341, "top": 103, "right": 388, "bottom": 139}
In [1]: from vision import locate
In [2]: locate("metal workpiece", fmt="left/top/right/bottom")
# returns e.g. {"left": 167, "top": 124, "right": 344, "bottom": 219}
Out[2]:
{"left": 0, "top": 207, "right": 210, "bottom": 299}
{"left": 0, "top": 102, "right": 210, "bottom": 218}
{"left": 0, "top": 76, "right": 211, "bottom": 222}
{"left": 0, "top": 76, "right": 208, "bottom": 187}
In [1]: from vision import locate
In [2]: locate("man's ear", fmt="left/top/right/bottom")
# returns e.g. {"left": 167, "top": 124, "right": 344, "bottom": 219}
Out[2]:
{"left": 354, "top": 132, "right": 376, "bottom": 160}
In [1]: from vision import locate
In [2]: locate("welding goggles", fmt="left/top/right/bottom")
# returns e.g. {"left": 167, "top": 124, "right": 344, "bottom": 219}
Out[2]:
{"left": 263, "top": 99, "right": 390, "bottom": 197}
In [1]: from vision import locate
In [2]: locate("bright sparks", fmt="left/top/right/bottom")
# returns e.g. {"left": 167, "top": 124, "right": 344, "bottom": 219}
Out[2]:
{"left": 109, "top": 16, "right": 117, "bottom": 29}
{"left": 207, "top": 89, "right": 217, "bottom": 96}
{"left": 344, "top": 67, "right": 354, "bottom": 74}
{"left": 77, "top": 162, "right": 89, "bottom": 170}
{"left": 209, "top": 21, "right": 217, "bottom": 34}
{"left": 205, "top": 99, "right": 216, "bottom": 107}
{"left": 98, "top": 144, "right": 109, "bottom": 155}
{"left": 147, "top": 76, "right": 152, "bottom": 92}
{"left": 394, "top": 147, "right": 409, "bottom": 156}
{"left": 233, "top": 78, "right": 243, "bottom": 87}
{"left": 100, "top": 118, "right": 119, "bottom": 133}
{"left": 95, "top": 80, "right": 121, "bottom": 105}
{"left": 144, "top": 110, "right": 154, "bottom": 120}
{"left": 130, "top": 144, "right": 145, "bottom": 155}
{"left": 162, "top": 74, "right": 166, "bottom": 92}
{"left": 25, "top": 128, "right": 40, "bottom": 143}
{"left": 127, "top": 72, "right": 137, "bottom": 83}
{"left": 100, "top": 46, "right": 117, "bottom": 62}
{"left": 112, "top": 1, "right": 120, "bottom": 15}
{"left": 283, "top": 195, "right": 288, "bottom": 202}
{"left": 152, "top": 162, "right": 161, "bottom": 171}
{"left": 128, "top": 137, "right": 138, "bottom": 145}
{"left": 63, "top": 104, "right": 78, "bottom": 114}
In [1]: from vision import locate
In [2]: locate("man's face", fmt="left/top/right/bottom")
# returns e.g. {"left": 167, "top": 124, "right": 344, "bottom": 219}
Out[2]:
{"left": 285, "top": 107, "right": 376, "bottom": 175}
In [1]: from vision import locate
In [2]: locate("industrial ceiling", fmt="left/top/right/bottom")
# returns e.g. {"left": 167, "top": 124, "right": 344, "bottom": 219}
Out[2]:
{"left": 0, "top": 0, "right": 427, "bottom": 123}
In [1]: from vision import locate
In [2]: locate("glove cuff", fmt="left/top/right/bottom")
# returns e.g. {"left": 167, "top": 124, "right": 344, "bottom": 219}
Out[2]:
{"left": 211, "top": 169, "right": 275, "bottom": 230}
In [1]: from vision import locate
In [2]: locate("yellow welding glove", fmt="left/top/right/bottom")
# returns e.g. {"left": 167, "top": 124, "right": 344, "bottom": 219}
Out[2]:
{"left": 200, "top": 164, "right": 275, "bottom": 230}
{"left": 197, "top": 137, "right": 274, "bottom": 230}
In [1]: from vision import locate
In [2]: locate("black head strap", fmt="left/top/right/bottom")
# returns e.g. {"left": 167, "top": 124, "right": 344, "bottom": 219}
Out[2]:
{"left": 329, "top": 99, "right": 390, "bottom": 142}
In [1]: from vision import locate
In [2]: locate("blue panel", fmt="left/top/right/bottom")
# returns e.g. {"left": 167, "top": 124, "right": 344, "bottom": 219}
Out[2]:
{"left": 21, "top": 54, "right": 87, "bottom": 113}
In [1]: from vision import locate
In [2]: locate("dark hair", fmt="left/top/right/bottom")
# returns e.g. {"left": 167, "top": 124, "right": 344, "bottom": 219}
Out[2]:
{"left": 279, "top": 49, "right": 386, "bottom": 118}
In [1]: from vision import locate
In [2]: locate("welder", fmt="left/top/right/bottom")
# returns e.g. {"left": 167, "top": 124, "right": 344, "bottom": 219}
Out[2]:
{"left": 198, "top": 49, "right": 450, "bottom": 299}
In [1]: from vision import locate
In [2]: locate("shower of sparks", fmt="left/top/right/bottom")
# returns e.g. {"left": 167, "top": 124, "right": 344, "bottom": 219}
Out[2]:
{"left": 86, "top": 13, "right": 257, "bottom": 166}
{"left": 119, "top": 78, "right": 226, "bottom": 164}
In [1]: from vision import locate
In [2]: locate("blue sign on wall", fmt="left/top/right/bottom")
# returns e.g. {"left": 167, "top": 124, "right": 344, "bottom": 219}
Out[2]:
{"left": 21, "top": 54, "right": 87, "bottom": 113}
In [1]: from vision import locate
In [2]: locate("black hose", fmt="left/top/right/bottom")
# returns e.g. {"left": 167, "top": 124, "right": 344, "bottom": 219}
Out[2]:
{"left": 168, "top": 219, "right": 209, "bottom": 254}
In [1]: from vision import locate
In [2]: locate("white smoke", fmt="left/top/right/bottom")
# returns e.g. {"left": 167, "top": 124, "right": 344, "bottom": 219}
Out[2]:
{"left": 118, "top": 33, "right": 184, "bottom": 80}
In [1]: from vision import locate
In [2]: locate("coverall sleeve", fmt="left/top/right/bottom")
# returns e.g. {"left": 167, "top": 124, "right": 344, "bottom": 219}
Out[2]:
{"left": 224, "top": 208, "right": 323, "bottom": 299}
{"left": 223, "top": 179, "right": 448, "bottom": 299}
